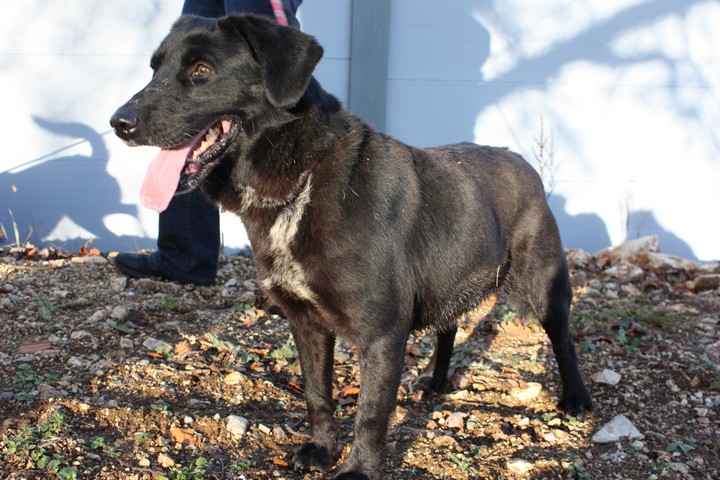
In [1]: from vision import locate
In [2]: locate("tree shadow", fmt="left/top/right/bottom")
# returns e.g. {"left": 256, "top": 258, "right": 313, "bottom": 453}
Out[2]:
{"left": 548, "top": 194, "right": 611, "bottom": 254}
{"left": 627, "top": 209, "right": 696, "bottom": 259}
{"left": 0, "top": 116, "right": 151, "bottom": 251}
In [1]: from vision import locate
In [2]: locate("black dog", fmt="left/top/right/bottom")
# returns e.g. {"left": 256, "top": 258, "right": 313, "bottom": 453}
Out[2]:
{"left": 111, "top": 14, "right": 592, "bottom": 480}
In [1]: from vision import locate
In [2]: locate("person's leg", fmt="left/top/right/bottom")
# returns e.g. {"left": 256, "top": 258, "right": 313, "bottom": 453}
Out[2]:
{"left": 224, "top": 0, "right": 301, "bottom": 23}
{"left": 182, "top": 0, "right": 225, "bottom": 16}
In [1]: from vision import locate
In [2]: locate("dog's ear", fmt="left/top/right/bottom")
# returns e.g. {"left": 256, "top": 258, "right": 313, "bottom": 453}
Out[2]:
{"left": 218, "top": 14, "right": 323, "bottom": 108}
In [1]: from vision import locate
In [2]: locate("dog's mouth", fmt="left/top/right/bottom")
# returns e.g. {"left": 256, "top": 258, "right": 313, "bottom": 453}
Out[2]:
{"left": 140, "top": 120, "right": 238, "bottom": 212}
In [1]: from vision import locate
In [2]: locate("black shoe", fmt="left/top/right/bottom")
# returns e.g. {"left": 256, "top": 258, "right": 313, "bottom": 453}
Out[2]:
{"left": 113, "top": 252, "right": 171, "bottom": 281}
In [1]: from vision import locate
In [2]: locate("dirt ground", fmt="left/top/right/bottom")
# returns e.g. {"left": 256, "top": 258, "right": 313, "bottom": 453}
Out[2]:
{"left": 0, "top": 244, "right": 718, "bottom": 479}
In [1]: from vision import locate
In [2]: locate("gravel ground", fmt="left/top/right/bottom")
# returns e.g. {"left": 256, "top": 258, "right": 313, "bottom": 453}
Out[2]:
{"left": 0, "top": 244, "right": 718, "bottom": 479}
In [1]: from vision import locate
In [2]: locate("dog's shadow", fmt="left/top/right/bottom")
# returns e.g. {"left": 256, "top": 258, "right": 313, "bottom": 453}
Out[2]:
{"left": 388, "top": 302, "right": 589, "bottom": 478}
{"left": 0, "top": 116, "right": 138, "bottom": 250}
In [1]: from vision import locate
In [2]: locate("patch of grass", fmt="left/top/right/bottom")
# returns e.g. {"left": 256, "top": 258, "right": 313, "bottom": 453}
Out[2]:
{"left": 269, "top": 336, "right": 298, "bottom": 362}
{"left": 568, "top": 461, "right": 591, "bottom": 479}
{"left": 158, "top": 457, "right": 209, "bottom": 480}
{"left": 151, "top": 401, "right": 169, "bottom": 412}
{"left": 163, "top": 293, "right": 180, "bottom": 311}
{"left": 36, "top": 292, "right": 57, "bottom": 321}
{"left": 666, "top": 440, "right": 695, "bottom": 455}
{"left": 230, "top": 458, "right": 255, "bottom": 472}
{"left": 12, "top": 364, "right": 58, "bottom": 403}
{"left": 3, "top": 410, "right": 71, "bottom": 476}
{"left": 203, "top": 332, "right": 236, "bottom": 352}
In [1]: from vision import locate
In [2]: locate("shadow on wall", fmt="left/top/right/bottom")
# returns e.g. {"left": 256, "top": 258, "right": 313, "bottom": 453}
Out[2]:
{"left": 548, "top": 195, "right": 611, "bottom": 255}
{"left": 389, "top": 0, "right": 708, "bottom": 258}
{"left": 0, "top": 116, "right": 153, "bottom": 252}
{"left": 627, "top": 210, "right": 696, "bottom": 260}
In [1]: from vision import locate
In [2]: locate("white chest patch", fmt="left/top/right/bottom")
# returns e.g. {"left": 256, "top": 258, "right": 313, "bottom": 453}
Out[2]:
{"left": 260, "top": 178, "right": 317, "bottom": 303}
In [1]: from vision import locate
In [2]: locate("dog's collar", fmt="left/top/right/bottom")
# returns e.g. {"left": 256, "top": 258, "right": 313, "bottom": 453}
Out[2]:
{"left": 240, "top": 161, "right": 319, "bottom": 211}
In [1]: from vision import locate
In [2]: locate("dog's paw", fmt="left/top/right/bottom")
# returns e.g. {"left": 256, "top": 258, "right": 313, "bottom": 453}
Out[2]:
{"left": 292, "top": 441, "right": 335, "bottom": 472}
{"left": 558, "top": 390, "right": 594, "bottom": 419}
{"left": 411, "top": 373, "right": 445, "bottom": 394}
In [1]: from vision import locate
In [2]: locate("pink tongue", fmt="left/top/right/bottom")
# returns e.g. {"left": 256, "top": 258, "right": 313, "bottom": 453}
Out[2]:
{"left": 140, "top": 144, "right": 192, "bottom": 212}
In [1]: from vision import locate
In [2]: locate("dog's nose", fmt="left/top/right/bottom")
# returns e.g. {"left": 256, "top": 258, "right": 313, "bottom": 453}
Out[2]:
{"left": 110, "top": 108, "right": 139, "bottom": 135}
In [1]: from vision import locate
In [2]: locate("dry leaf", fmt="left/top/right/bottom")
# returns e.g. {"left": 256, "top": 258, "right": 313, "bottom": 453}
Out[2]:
{"left": 174, "top": 341, "right": 192, "bottom": 356}
{"left": 272, "top": 457, "right": 289, "bottom": 467}
{"left": 170, "top": 427, "right": 201, "bottom": 446}
{"left": 341, "top": 385, "right": 360, "bottom": 397}
{"left": 288, "top": 381, "right": 303, "bottom": 393}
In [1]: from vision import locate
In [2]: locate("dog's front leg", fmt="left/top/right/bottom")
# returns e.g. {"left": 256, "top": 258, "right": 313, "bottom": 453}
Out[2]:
{"left": 290, "top": 318, "right": 338, "bottom": 472}
{"left": 335, "top": 328, "right": 408, "bottom": 480}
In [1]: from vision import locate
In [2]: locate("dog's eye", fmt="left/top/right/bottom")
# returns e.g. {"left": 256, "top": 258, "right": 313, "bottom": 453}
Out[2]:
{"left": 191, "top": 63, "right": 213, "bottom": 78}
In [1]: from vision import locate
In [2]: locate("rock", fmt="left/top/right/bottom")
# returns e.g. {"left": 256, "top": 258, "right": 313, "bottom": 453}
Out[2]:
{"left": 509, "top": 382, "right": 542, "bottom": 402}
{"left": 138, "top": 458, "right": 150, "bottom": 467}
{"left": 157, "top": 453, "right": 175, "bottom": 468}
{"left": 87, "top": 310, "right": 105, "bottom": 323}
{"left": 37, "top": 383, "right": 64, "bottom": 399}
{"left": 227, "top": 415, "right": 250, "bottom": 438}
{"left": 691, "top": 274, "right": 720, "bottom": 292}
{"left": 224, "top": 371, "right": 246, "bottom": 385}
{"left": 142, "top": 337, "right": 171, "bottom": 352}
{"left": 596, "top": 236, "right": 659, "bottom": 267}
{"left": 506, "top": 458, "right": 534, "bottom": 475}
{"left": 637, "top": 252, "right": 717, "bottom": 273}
{"left": 71, "top": 256, "right": 108, "bottom": 265}
{"left": 119, "top": 337, "right": 134, "bottom": 350}
{"left": 110, "top": 276, "right": 127, "bottom": 292}
{"left": 566, "top": 248, "right": 593, "bottom": 269}
{"left": 604, "top": 262, "right": 644, "bottom": 280}
{"left": 592, "top": 414, "right": 643, "bottom": 443}
{"left": 111, "top": 305, "right": 131, "bottom": 320}
{"left": 592, "top": 369, "right": 621, "bottom": 386}
{"left": 432, "top": 435, "right": 457, "bottom": 446}
{"left": 273, "top": 426, "right": 288, "bottom": 441}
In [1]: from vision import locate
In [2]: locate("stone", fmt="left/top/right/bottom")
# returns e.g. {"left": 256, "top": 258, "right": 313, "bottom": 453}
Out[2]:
{"left": 566, "top": 248, "right": 593, "bottom": 269}
{"left": 691, "top": 274, "right": 720, "bottom": 292}
{"left": 592, "top": 369, "right": 621, "bottom": 386}
{"left": 592, "top": 414, "right": 643, "bottom": 443}
{"left": 70, "top": 255, "right": 108, "bottom": 265}
{"left": 110, "top": 276, "right": 127, "bottom": 292}
{"left": 509, "top": 382, "right": 542, "bottom": 402}
{"left": 142, "top": 337, "right": 172, "bottom": 352}
{"left": 87, "top": 310, "right": 105, "bottom": 323}
{"left": 227, "top": 415, "right": 250, "bottom": 438}
{"left": 506, "top": 458, "right": 534, "bottom": 475}
{"left": 224, "top": 371, "right": 246, "bottom": 385}
{"left": 111, "top": 305, "right": 131, "bottom": 320}
{"left": 595, "top": 236, "right": 659, "bottom": 267}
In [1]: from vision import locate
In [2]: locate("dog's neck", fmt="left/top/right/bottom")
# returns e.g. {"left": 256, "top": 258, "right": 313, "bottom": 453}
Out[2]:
{"left": 237, "top": 160, "right": 318, "bottom": 212}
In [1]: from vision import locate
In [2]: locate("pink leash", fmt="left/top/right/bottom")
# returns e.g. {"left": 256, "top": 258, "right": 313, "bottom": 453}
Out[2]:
{"left": 269, "top": 0, "right": 289, "bottom": 25}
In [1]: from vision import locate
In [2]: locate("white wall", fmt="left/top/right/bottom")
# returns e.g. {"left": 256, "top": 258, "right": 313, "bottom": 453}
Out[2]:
{"left": 386, "top": 0, "right": 720, "bottom": 260}
{"left": 2, "top": 0, "right": 718, "bottom": 261}
{"left": 0, "top": 0, "right": 350, "bottom": 253}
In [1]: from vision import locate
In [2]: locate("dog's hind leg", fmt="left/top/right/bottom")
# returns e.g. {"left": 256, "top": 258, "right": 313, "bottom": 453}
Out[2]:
{"left": 538, "top": 264, "right": 593, "bottom": 416}
{"left": 412, "top": 328, "right": 457, "bottom": 392}
{"left": 510, "top": 255, "right": 593, "bottom": 417}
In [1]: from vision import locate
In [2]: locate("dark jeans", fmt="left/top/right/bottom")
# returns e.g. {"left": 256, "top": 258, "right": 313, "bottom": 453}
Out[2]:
{"left": 158, "top": 0, "right": 301, "bottom": 284}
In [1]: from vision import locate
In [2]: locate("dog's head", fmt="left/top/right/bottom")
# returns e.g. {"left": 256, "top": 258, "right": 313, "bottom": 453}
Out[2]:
{"left": 109, "top": 14, "right": 323, "bottom": 211}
